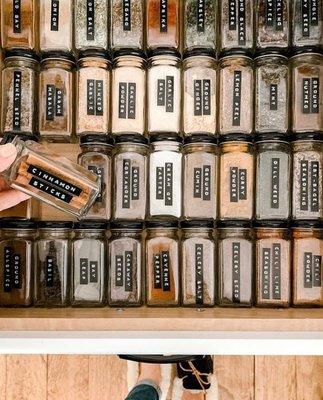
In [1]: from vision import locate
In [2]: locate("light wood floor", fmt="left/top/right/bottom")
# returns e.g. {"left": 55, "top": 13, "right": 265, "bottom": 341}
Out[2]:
{"left": 0, "top": 355, "right": 322, "bottom": 400}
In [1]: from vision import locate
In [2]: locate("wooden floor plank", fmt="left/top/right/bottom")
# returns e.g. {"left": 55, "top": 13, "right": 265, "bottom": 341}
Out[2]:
{"left": 6, "top": 355, "right": 47, "bottom": 400}
{"left": 214, "top": 356, "right": 255, "bottom": 400}
{"left": 255, "top": 356, "right": 296, "bottom": 400}
{"left": 296, "top": 356, "right": 323, "bottom": 400}
{"left": 47, "top": 355, "right": 89, "bottom": 400}
{"left": 0, "top": 355, "right": 6, "bottom": 399}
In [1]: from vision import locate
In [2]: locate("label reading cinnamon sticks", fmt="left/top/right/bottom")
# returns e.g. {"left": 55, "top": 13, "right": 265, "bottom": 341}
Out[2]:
{"left": 123, "top": 0, "right": 131, "bottom": 31}
{"left": 46, "top": 85, "right": 64, "bottom": 120}
{"left": 13, "top": 71, "right": 22, "bottom": 130}
{"left": 271, "top": 158, "right": 280, "bottom": 209}
{"left": 86, "top": 0, "right": 95, "bottom": 40}
{"left": 193, "top": 166, "right": 211, "bottom": 201}
{"left": 3, "top": 247, "right": 13, "bottom": 292}
{"left": 119, "top": 82, "right": 136, "bottom": 119}
{"left": 195, "top": 244, "right": 204, "bottom": 305}
{"left": 232, "top": 242, "right": 241, "bottom": 302}
{"left": 232, "top": 71, "right": 242, "bottom": 126}
{"left": 46, "top": 256, "right": 55, "bottom": 287}
{"left": 153, "top": 253, "right": 162, "bottom": 289}
{"left": 272, "top": 243, "right": 281, "bottom": 299}
{"left": 269, "top": 84, "right": 278, "bottom": 110}
{"left": 262, "top": 248, "right": 271, "bottom": 299}
{"left": 302, "top": 77, "right": 319, "bottom": 114}
{"left": 156, "top": 163, "right": 173, "bottom": 206}
{"left": 299, "top": 160, "right": 320, "bottom": 212}
{"left": 13, "top": 0, "right": 21, "bottom": 33}
{"left": 230, "top": 167, "right": 247, "bottom": 202}
{"left": 160, "top": 0, "right": 168, "bottom": 32}
{"left": 29, "top": 178, "right": 73, "bottom": 203}
{"left": 303, "top": 252, "right": 322, "bottom": 288}
{"left": 87, "top": 80, "right": 104, "bottom": 116}
{"left": 88, "top": 166, "right": 104, "bottom": 203}
{"left": 194, "top": 80, "right": 211, "bottom": 116}
{"left": 197, "top": 0, "right": 205, "bottom": 32}
{"left": 228, "top": 0, "right": 237, "bottom": 30}
{"left": 237, "top": 0, "right": 246, "bottom": 45}
{"left": 51, "top": 0, "right": 60, "bottom": 31}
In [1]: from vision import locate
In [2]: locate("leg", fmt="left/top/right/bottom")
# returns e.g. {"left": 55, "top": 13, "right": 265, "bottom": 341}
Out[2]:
{"left": 125, "top": 382, "right": 160, "bottom": 400}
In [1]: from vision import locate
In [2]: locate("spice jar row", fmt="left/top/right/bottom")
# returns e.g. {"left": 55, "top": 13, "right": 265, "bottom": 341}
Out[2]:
{"left": 0, "top": 218, "right": 322, "bottom": 308}
{"left": 1, "top": 47, "right": 322, "bottom": 138}
{"left": 0, "top": 1, "right": 322, "bottom": 52}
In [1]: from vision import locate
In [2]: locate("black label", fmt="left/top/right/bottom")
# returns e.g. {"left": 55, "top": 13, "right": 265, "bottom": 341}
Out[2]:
{"left": 3, "top": 247, "right": 13, "bottom": 293}
{"left": 195, "top": 244, "right": 204, "bottom": 305}
{"left": 262, "top": 248, "right": 271, "bottom": 299}
{"left": 272, "top": 243, "right": 281, "bottom": 299}
{"left": 239, "top": 169, "right": 247, "bottom": 200}
{"left": 80, "top": 258, "right": 89, "bottom": 285}
{"left": 304, "top": 253, "right": 322, "bottom": 288}
{"left": 194, "top": 80, "right": 211, "bottom": 116}
{"left": 193, "top": 168, "right": 202, "bottom": 198}
{"left": 87, "top": 79, "right": 104, "bottom": 116}
{"left": 265, "top": 0, "right": 283, "bottom": 30}
{"left": 194, "top": 165, "right": 212, "bottom": 201}
{"left": 88, "top": 166, "right": 104, "bottom": 203}
{"left": 51, "top": 0, "right": 60, "bottom": 31}
{"left": 232, "top": 71, "right": 242, "bottom": 126}
{"left": 90, "top": 261, "right": 98, "bottom": 283}
{"left": 55, "top": 88, "right": 64, "bottom": 116}
{"left": 301, "top": 0, "right": 311, "bottom": 36}
{"left": 13, "top": 71, "right": 22, "bottom": 130}
{"left": 203, "top": 165, "right": 211, "bottom": 200}
{"left": 313, "top": 255, "right": 322, "bottom": 287}
{"left": 29, "top": 177, "right": 73, "bottom": 203}
{"left": 228, "top": 0, "right": 237, "bottom": 30}
{"left": 166, "top": 76, "right": 174, "bottom": 113}
{"left": 86, "top": 0, "right": 95, "bottom": 41}
{"left": 12, "top": 254, "right": 21, "bottom": 289}
{"left": 269, "top": 84, "right": 278, "bottom": 110}
{"left": 128, "top": 83, "right": 136, "bottom": 119}
{"left": 197, "top": 0, "right": 205, "bottom": 32}
{"left": 162, "top": 251, "right": 171, "bottom": 291}
{"left": 123, "top": 0, "right": 131, "bottom": 31}
{"left": 46, "top": 85, "right": 64, "bottom": 120}
{"left": 237, "top": 0, "right": 246, "bottom": 45}
{"left": 310, "top": 0, "right": 318, "bottom": 26}
{"left": 300, "top": 160, "right": 309, "bottom": 211}
{"left": 46, "top": 256, "right": 55, "bottom": 287}
{"left": 275, "top": 0, "right": 283, "bottom": 31}
{"left": 131, "top": 166, "right": 140, "bottom": 200}
{"left": 232, "top": 242, "right": 241, "bottom": 303}
{"left": 165, "top": 163, "right": 173, "bottom": 206}
{"left": 118, "top": 82, "right": 136, "bottom": 119}
{"left": 157, "top": 79, "right": 166, "bottom": 106}
{"left": 310, "top": 161, "right": 319, "bottom": 212}
{"left": 122, "top": 159, "right": 131, "bottom": 209}
{"left": 230, "top": 167, "right": 247, "bottom": 202}
{"left": 300, "top": 160, "right": 320, "bottom": 212}
{"left": 302, "top": 77, "right": 320, "bottom": 114}
{"left": 160, "top": 0, "right": 168, "bottom": 32}
{"left": 156, "top": 167, "right": 165, "bottom": 200}
{"left": 271, "top": 158, "right": 280, "bottom": 209}
{"left": 125, "top": 251, "right": 133, "bottom": 292}
{"left": 153, "top": 253, "right": 162, "bottom": 289}
{"left": 116, "top": 255, "right": 124, "bottom": 287}
{"left": 13, "top": 0, "right": 21, "bottom": 33}
{"left": 265, "top": 0, "right": 274, "bottom": 27}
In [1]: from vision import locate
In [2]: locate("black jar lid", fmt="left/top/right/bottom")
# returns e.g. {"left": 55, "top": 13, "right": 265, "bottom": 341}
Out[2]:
{"left": 146, "top": 220, "right": 178, "bottom": 229}
{"left": 184, "top": 134, "right": 217, "bottom": 145}
{"left": 38, "top": 221, "right": 73, "bottom": 229}
{"left": 290, "top": 46, "right": 323, "bottom": 57}
{"left": 0, "top": 218, "right": 37, "bottom": 229}
{"left": 219, "top": 49, "right": 253, "bottom": 59}
{"left": 218, "top": 220, "right": 251, "bottom": 228}
{"left": 255, "top": 133, "right": 290, "bottom": 143}
{"left": 78, "top": 49, "right": 110, "bottom": 60}
{"left": 5, "top": 48, "right": 39, "bottom": 61}
{"left": 255, "top": 48, "right": 288, "bottom": 59}
{"left": 148, "top": 47, "right": 181, "bottom": 59}
{"left": 74, "top": 220, "right": 108, "bottom": 230}
{"left": 291, "top": 220, "right": 323, "bottom": 229}
{"left": 110, "top": 221, "right": 144, "bottom": 230}
{"left": 150, "top": 133, "right": 182, "bottom": 143}
{"left": 254, "top": 220, "right": 289, "bottom": 228}
{"left": 80, "top": 134, "right": 114, "bottom": 146}
{"left": 113, "top": 48, "right": 146, "bottom": 59}
{"left": 291, "top": 132, "right": 323, "bottom": 142}
{"left": 219, "top": 134, "right": 253, "bottom": 143}
{"left": 183, "top": 48, "right": 216, "bottom": 59}
{"left": 180, "top": 220, "right": 214, "bottom": 229}
{"left": 114, "top": 134, "right": 149, "bottom": 145}
{"left": 1, "top": 132, "right": 40, "bottom": 144}
{"left": 41, "top": 51, "right": 76, "bottom": 63}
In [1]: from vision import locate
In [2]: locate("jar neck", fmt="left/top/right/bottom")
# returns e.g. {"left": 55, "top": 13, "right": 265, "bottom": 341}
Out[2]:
{"left": 256, "top": 141, "right": 290, "bottom": 153}
{"left": 220, "top": 142, "right": 252, "bottom": 153}
{"left": 146, "top": 228, "right": 178, "bottom": 239}
{"left": 291, "top": 54, "right": 323, "bottom": 65}
{"left": 149, "top": 55, "right": 181, "bottom": 68}
{"left": 292, "top": 141, "right": 323, "bottom": 153}
{"left": 184, "top": 143, "right": 217, "bottom": 154}
{"left": 5, "top": 57, "right": 38, "bottom": 69}
{"left": 74, "top": 230, "right": 106, "bottom": 240}
{"left": 151, "top": 141, "right": 181, "bottom": 152}
{"left": 115, "top": 143, "right": 148, "bottom": 155}
{"left": 80, "top": 144, "right": 113, "bottom": 155}
{"left": 1, "top": 229, "right": 37, "bottom": 239}
{"left": 78, "top": 58, "right": 110, "bottom": 69}
{"left": 110, "top": 230, "right": 142, "bottom": 239}
{"left": 256, "top": 228, "right": 290, "bottom": 240}
{"left": 292, "top": 229, "right": 323, "bottom": 239}
{"left": 182, "top": 228, "right": 214, "bottom": 240}
{"left": 255, "top": 56, "right": 287, "bottom": 67}
{"left": 183, "top": 56, "right": 216, "bottom": 70}
{"left": 220, "top": 56, "right": 252, "bottom": 69}
{"left": 38, "top": 229, "right": 71, "bottom": 240}
{"left": 114, "top": 56, "right": 145, "bottom": 68}
{"left": 41, "top": 59, "right": 74, "bottom": 71}
{"left": 219, "top": 228, "right": 252, "bottom": 239}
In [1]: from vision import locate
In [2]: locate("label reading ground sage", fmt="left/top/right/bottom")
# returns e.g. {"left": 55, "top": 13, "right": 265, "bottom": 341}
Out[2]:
{"left": 4, "top": 247, "right": 13, "bottom": 292}
{"left": 269, "top": 84, "right": 278, "bottom": 110}
{"left": 232, "top": 242, "right": 241, "bottom": 302}
{"left": 86, "top": 0, "right": 95, "bottom": 40}
{"left": 230, "top": 167, "right": 247, "bottom": 202}
{"left": 123, "top": 0, "right": 131, "bottom": 31}
{"left": 87, "top": 79, "right": 104, "bottom": 116}
{"left": 195, "top": 244, "right": 204, "bottom": 305}
{"left": 88, "top": 166, "right": 104, "bottom": 203}
{"left": 237, "top": 0, "right": 246, "bottom": 45}
{"left": 194, "top": 80, "right": 211, "bottom": 116}
{"left": 303, "top": 252, "right": 322, "bottom": 288}
{"left": 271, "top": 158, "right": 280, "bottom": 209}
{"left": 232, "top": 71, "right": 242, "bottom": 126}
{"left": 197, "top": 0, "right": 205, "bottom": 32}
{"left": 153, "top": 253, "right": 162, "bottom": 289}
{"left": 119, "top": 82, "right": 136, "bottom": 119}
{"left": 51, "top": 0, "right": 60, "bottom": 31}
{"left": 13, "top": 71, "right": 22, "bottom": 130}
{"left": 160, "top": 0, "right": 168, "bottom": 32}
{"left": 156, "top": 163, "right": 173, "bottom": 206}
{"left": 46, "top": 85, "right": 64, "bottom": 120}
{"left": 13, "top": 0, "right": 21, "bottom": 33}
{"left": 299, "top": 160, "right": 320, "bottom": 212}
{"left": 302, "top": 78, "right": 319, "bottom": 114}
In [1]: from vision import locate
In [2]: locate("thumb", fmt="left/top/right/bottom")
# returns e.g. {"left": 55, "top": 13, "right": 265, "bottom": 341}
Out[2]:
{"left": 0, "top": 144, "right": 17, "bottom": 172}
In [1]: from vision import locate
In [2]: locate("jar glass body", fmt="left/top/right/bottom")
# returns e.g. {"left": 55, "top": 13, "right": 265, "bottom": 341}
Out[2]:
{"left": 218, "top": 228, "right": 254, "bottom": 306}
{"left": 148, "top": 141, "right": 182, "bottom": 219}
{"left": 2, "top": 137, "right": 100, "bottom": 218}
{"left": 292, "top": 1, "right": 323, "bottom": 46}
{"left": 1, "top": 0, "right": 37, "bottom": 49}
{"left": 74, "top": 0, "right": 108, "bottom": 50}
{"left": 1, "top": 57, "right": 38, "bottom": 135}
{"left": 108, "top": 229, "right": 143, "bottom": 306}
{"left": 256, "top": 0, "right": 289, "bottom": 48}
{"left": 255, "top": 141, "right": 291, "bottom": 220}
{"left": 255, "top": 55, "right": 289, "bottom": 133}
{"left": 146, "top": 228, "right": 179, "bottom": 306}
{"left": 39, "top": 59, "right": 74, "bottom": 142}
{"left": 112, "top": 56, "right": 146, "bottom": 135}
{"left": 220, "top": 0, "right": 253, "bottom": 50}
{"left": 181, "top": 228, "right": 216, "bottom": 307}
{"left": 183, "top": 56, "right": 217, "bottom": 135}
{"left": 78, "top": 144, "right": 113, "bottom": 220}
{"left": 0, "top": 228, "right": 36, "bottom": 306}
{"left": 76, "top": 57, "right": 110, "bottom": 136}
{"left": 113, "top": 143, "right": 148, "bottom": 220}
{"left": 110, "top": 0, "right": 144, "bottom": 49}
{"left": 292, "top": 228, "right": 323, "bottom": 306}
{"left": 219, "top": 142, "right": 254, "bottom": 220}
{"left": 34, "top": 229, "right": 71, "bottom": 307}
{"left": 255, "top": 228, "right": 291, "bottom": 307}
{"left": 219, "top": 56, "right": 254, "bottom": 134}
{"left": 71, "top": 230, "right": 106, "bottom": 306}
{"left": 291, "top": 53, "right": 323, "bottom": 133}
{"left": 292, "top": 140, "right": 323, "bottom": 220}
{"left": 183, "top": 143, "right": 218, "bottom": 219}
{"left": 39, "top": 0, "right": 73, "bottom": 51}
{"left": 146, "top": 0, "right": 180, "bottom": 49}
{"left": 147, "top": 55, "right": 181, "bottom": 133}
{"left": 183, "top": 0, "right": 217, "bottom": 50}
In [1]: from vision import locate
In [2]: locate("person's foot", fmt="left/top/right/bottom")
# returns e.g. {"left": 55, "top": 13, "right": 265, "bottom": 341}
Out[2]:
{"left": 138, "top": 363, "right": 162, "bottom": 386}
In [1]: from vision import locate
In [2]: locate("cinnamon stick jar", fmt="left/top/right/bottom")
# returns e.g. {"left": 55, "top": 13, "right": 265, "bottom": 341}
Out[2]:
{"left": 0, "top": 219, "right": 37, "bottom": 307}
{"left": 146, "top": 221, "right": 179, "bottom": 306}
{"left": 39, "top": 52, "right": 75, "bottom": 142}
{"left": 1, "top": 135, "right": 100, "bottom": 218}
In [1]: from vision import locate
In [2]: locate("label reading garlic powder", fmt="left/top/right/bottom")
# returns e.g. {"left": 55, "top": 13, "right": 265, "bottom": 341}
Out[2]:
{"left": 304, "top": 252, "right": 322, "bottom": 288}
{"left": 232, "top": 71, "right": 242, "bottom": 126}
{"left": 197, "top": 0, "right": 205, "bottom": 32}
{"left": 46, "top": 85, "right": 64, "bottom": 120}
{"left": 160, "top": 0, "right": 168, "bottom": 32}
{"left": 88, "top": 166, "right": 104, "bottom": 203}
{"left": 230, "top": 167, "right": 247, "bottom": 202}
{"left": 115, "top": 252, "right": 133, "bottom": 291}
{"left": 232, "top": 242, "right": 241, "bottom": 302}
{"left": 119, "top": 82, "right": 136, "bottom": 119}
{"left": 271, "top": 158, "right": 280, "bottom": 209}
{"left": 194, "top": 80, "right": 211, "bottom": 116}
{"left": 86, "top": 0, "right": 95, "bottom": 40}
{"left": 51, "top": 0, "right": 60, "bottom": 31}
{"left": 46, "top": 256, "right": 55, "bottom": 287}
{"left": 156, "top": 163, "right": 173, "bottom": 206}
{"left": 13, "top": 71, "right": 22, "bottom": 130}
{"left": 4, "top": 247, "right": 13, "bottom": 292}
{"left": 299, "top": 160, "right": 320, "bottom": 212}
{"left": 193, "top": 166, "right": 211, "bottom": 201}
{"left": 13, "top": 0, "right": 21, "bottom": 33}
{"left": 87, "top": 80, "right": 104, "bottom": 116}
{"left": 302, "top": 78, "right": 319, "bottom": 114}
{"left": 195, "top": 244, "right": 204, "bottom": 305}
{"left": 123, "top": 0, "right": 131, "bottom": 31}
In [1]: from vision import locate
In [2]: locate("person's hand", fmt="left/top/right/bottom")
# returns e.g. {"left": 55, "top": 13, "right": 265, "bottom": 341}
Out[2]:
{"left": 0, "top": 143, "right": 30, "bottom": 211}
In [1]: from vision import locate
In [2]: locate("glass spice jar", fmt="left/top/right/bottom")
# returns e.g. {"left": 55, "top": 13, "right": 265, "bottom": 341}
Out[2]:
{"left": 292, "top": 133, "right": 323, "bottom": 221}
{"left": 183, "top": 135, "right": 218, "bottom": 220}
{"left": 39, "top": 52, "right": 75, "bottom": 142}
{"left": 110, "top": 0, "right": 144, "bottom": 50}
{"left": 112, "top": 49, "right": 146, "bottom": 135}
{"left": 146, "top": 0, "right": 180, "bottom": 49}
{"left": 255, "top": 135, "right": 291, "bottom": 221}
{"left": 255, "top": 0, "right": 289, "bottom": 48}
{"left": 74, "top": 0, "right": 108, "bottom": 51}
{"left": 113, "top": 134, "right": 148, "bottom": 221}
{"left": 183, "top": 0, "right": 217, "bottom": 50}
{"left": 183, "top": 49, "right": 217, "bottom": 136}
{"left": 1, "top": 135, "right": 100, "bottom": 219}
{"left": 220, "top": 0, "right": 254, "bottom": 50}
{"left": 71, "top": 220, "right": 107, "bottom": 307}
{"left": 181, "top": 220, "right": 216, "bottom": 307}
{"left": 78, "top": 134, "right": 114, "bottom": 220}
{"left": 255, "top": 50, "right": 289, "bottom": 134}
{"left": 149, "top": 134, "right": 183, "bottom": 219}
{"left": 219, "top": 135, "right": 254, "bottom": 221}
{"left": 292, "top": 221, "right": 322, "bottom": 307}
{"left": 0, "top": 219, "right": 36, "bottom": 307}
{"left": 291, "top": 48, "right": 323, "bottom": 133}
{"left": 146, "top": 221, "right": 180, "bottom": 306}
{"left": 219, "top": 51, "right": 254, "bottom": 135}
{"left": 108, "top": 221, "right": 144, "bottom": 307}
{"left": 34, "top": 221, "right": 72, "bottom": 307}
{"left": 292, "top": 0, "right": 322, "bottom": 47}
{"left": 255, "top": 222, "right": 291, "bottom": 308}
{"left": 76, "top": 50, "right": 111, "bottom": 136}
{"left": 39, "top": 0, "right": 73, "bottom": 52}
{"left": 218, "top": 221, "right": 254, "bottom": 307}
{"left": 1, "top": 50, "right": 39, "bottom": 136}
{"left": 0, "top": 0, "right": 37, "bottom": 50}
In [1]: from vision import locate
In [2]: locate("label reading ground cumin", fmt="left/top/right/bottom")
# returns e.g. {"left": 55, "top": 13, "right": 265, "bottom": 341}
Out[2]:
{"left": 193, "top": 166, "right": 211, "bottom": 200}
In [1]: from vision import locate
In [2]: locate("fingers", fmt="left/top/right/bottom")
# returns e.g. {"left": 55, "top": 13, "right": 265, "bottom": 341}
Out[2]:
{"left": 0, "top": 189, "right": 30, "bottom": 212}
{"left": 0, "top": 143, "right": 17, "bottom": 172}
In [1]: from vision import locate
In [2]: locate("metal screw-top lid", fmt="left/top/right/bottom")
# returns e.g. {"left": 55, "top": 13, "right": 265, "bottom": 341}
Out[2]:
{"left": 180, "top": 220, "right": 214, "bottom": 229}
{"left": 148, "top": 47, "right": 181, "bottom": 59}
{"left": 183, "top": 48, "right": 216, "bottom": 59}
{"left": 110, "top": 221, "right": 144, "bottom": 230}
{"left": 218, "top": 220, "right": 251, "bottom": 228}
{"left": 150, "top": 133, "right": 183, "bottom": 143}
{"left": 41, "top": 51, "right": 76, "bottom": 64}
{"left": 113, "top": 48, "right": 146, "bottom": 59}
{"left": 5, "top": 49, "right": 39, "bottom": 61}
{"left": 254, "top": 220, "right": 289, "bottom": 228}
{"left": 0, "top": 218, "right": 37, "bottom": 229}
{"left": 291, "top": 220, "right": 323, "bottom": 229}
{"left": 291, "top": 132, "right": 323, "bottom": 142}
{"left": 114, "top": 134, "right": 149, "bottom": 145}
{"left": 219, "top": 134, "right": 253, "bottom": 143}
{"left": 146, "top": 220, "right": 178, "bottom": 229}
{"left": 184, "top": 134, "right": 217, "bottom": 145}
{"left": 38, "top": 221, "right": 74, "bottom": 229}
{"left": 80, "top": 134, "right": 114, "bottom": 146}
{"left": 1, "top": 133, "right": 39, "bottom": 144}
{"left": 74, "top": 220, "right": 108, "bottom": 230}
